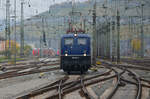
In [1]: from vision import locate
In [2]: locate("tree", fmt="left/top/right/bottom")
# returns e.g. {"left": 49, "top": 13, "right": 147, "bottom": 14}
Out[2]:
{"left": 24, "top": 45, "right": 32, "bottom": 56}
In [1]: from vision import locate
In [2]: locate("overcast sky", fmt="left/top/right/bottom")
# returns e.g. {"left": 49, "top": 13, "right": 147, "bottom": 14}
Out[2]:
{"left": 0, "top": 0, "right": 88, "bottom": 20}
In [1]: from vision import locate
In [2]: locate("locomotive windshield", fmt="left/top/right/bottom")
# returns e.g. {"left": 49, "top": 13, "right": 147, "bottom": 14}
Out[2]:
{"left": 78, "top": 38, "right": 86, "bottom": 45}
{"left": 64, "top": 38, "right": 73, "bottom": 45}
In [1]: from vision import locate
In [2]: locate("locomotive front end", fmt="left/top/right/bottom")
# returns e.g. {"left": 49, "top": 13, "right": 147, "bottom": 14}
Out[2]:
{"left": 60, "top": 34, "right": 91, "bottom": 74}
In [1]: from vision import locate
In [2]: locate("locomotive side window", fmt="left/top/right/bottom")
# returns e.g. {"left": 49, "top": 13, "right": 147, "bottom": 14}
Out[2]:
{"left": 78, "top": 38, "right": 86, "bottom": 45}
{"left": 64, "top": 38, "right": 73, "bottom": 45}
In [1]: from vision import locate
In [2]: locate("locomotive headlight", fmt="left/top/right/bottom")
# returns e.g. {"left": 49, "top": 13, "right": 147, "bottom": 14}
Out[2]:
{"left": 83, "top": 54, "right": 86, "bottom": 56}
{"left": 74, "top": 34, "right": 77, "bottom": 37}
{"left": 83, "top": 51, "right": 86, "bottom": 56}
{"left": 65, "top": 51, "right": 68, "bottom": 56}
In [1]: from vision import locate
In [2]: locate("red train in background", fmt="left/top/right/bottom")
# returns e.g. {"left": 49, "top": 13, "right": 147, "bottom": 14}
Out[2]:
{"left": 32, "top": 48, "right": 58, "bottom": 57}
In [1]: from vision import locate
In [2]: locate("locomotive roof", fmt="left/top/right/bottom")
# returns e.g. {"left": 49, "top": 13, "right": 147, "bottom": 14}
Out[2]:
{"left": 62, "top": 34, "right": 90, "bottom": 38}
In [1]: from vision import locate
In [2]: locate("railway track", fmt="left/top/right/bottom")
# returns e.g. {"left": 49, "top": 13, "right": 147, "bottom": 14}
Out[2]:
{"left": 127, "top": 70, "right": 142, "bottom": 99}
{"left": 121, "top": 58, "right": 150, "bottom": 67}
{"left": 106, "top": 68, "right": 126, "bottom": 99}
{"left": 1, "top": 59, "right": 59, "bottom": 68}
{"left": 100, "top": 59, "right": 150, "bottom": 71}
{"left": 0, "top": 57, "right": 59, "bottom": 68}
{"left": 15, "top": 63, "right": 150, "bottom": 99}
{"left": 16, "top": 69, "right": 114, "bottom": 99}
{"left": 0, "top": 62, "right": 60, "bottom": 80}
{"left": 0, "top": 67, "right": 59, "bottom": 80}
{"left": 100, "top": 60, "right": 150, "bottom": 99}
{"left": 2, "top": 59, "right": 150, "bottom": 99}
{"left": 5, "top": 62, "right": 59, "bottom": 71}
{"left": 104, "top": 67, "right": 143, "bottom": 99}
{"left": 0, "top": 57, "right": 60, "bottom": 80}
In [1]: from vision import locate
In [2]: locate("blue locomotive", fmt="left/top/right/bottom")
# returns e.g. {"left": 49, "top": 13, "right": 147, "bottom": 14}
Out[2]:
{"left": 60, "top": 33, "right": 91, "bottom": 74}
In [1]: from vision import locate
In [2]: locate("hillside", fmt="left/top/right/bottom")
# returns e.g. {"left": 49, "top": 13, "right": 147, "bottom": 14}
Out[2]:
{"left": 0, "top": 0, "right": 150, "bottom": 49}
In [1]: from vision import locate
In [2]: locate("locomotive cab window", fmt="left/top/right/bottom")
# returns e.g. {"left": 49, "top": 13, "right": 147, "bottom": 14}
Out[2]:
{"left": 64, "top": 38, "right": 73, "bottom": 45}
{"left": 78, "top": 38, "right": 87, "bottom": 45}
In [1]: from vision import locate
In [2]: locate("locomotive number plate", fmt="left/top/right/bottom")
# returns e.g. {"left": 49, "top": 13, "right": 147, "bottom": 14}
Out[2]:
{"left": 72, "top": 57, "right": 79, "bottom": 59}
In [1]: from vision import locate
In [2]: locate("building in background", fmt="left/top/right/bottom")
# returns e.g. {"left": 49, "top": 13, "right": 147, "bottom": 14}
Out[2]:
{"left": 0, "top": 36, "right": 5, "bottom": 52}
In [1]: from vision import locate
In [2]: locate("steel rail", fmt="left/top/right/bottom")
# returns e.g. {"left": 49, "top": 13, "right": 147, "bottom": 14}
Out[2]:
{"left": 0, "top": 62, "right": 59, "bottom": 79}
{"left": 140, "top": 78, "right": 150, "bottom": 84}
{"left": 0, "top": 67, "right": 59, "bottom": 80}
{"left": 104, "top": 66, "right": 126, "bottom": 99}
{"left": 105, "top": 62, "right": 142, "bottom": 99}
{"left": 5, "top": 62, "right": 59, "bottom": 70}
{"left": 107, "top": 70, "right": 126, "bottom": 99}
{"left": 58, "top": 75, "right": 69, "bottom": 99}
{"left": 126, "top": 69, "right": 142, "bottom": 99}
{"left": 103, "top": 60, "right": 142, "bottom": 99}
{"left": 61, "top": 76, "right": 81, "bottom": 91}
{"left": 1, "top": 58, "right": 59, "bottom": 67}
{"left": 46, "top": 74, "right": 117, "bottom": 99}
{"left": 16, "top": 69, "right": 112, "bottom": 99}
{"left": 16, "top": 75, "right": 69, "bottom": 99}
{"left": 100, "top": 60, "right": 150, "bottom": 71}
{"left": 80, "top": 75, "right": 92, "bottom": 99}
{"left": 121, "top": 58, "right": 150, "bottom": 67}
{"left": 62, "top": 69, "right": 112, "bottom": 91}
{"left": 58, "top": 80, "right": 63, "bottom": 99}
{"left": 120, "top": 78, "right": 150, "bottom": 88}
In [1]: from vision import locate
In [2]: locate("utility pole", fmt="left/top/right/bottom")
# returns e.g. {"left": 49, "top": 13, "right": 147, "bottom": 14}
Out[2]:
{"left": 7, "top": 0, "right": 11, "bottom": 58}
{"left": 14, "top": 0, "right": 17, "bottom": 64}
{"left": 83, "top": 18, "right": 86, "bottom": 32}
{"left": 5, "top": 0, "right": 11, "bottom": 58}
{"left": 92, "top": 1, "right": 96, "bottom": 65}
{"left": 42, "top": 17, "right": 46, "bottom": 46}
{"left": 117, "top": 10, "right": 120, "bottom": 63}
{"left": 112, "top": 21, "right": 115, "bottom": 61}
{"left": 107, "top": 22, "right": 110, "bottom": 59}
{"left": 5, "top": 0, "right": 8, "bottom": 57}
{"left": 40, "top": 36, "right": 42, "bottom": 57}
{"left": 20, "top": 0, "right": 24, "bottom": 57}
{"left": 140, "top": 4, "right": 144, "bottom": 58}
{"left": 103, "top": 0, "right": 110, "bottom": 59}
{"left": 71, "top": 0, "right": 75, "bottom": 29}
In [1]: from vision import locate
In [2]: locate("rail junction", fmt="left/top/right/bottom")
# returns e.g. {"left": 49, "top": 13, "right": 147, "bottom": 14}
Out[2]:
{"left": 0, "top": 57, "right": 150, "bottom": 99}
{"left": 0, "top": 0, "right": 150, "bottom": 99}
